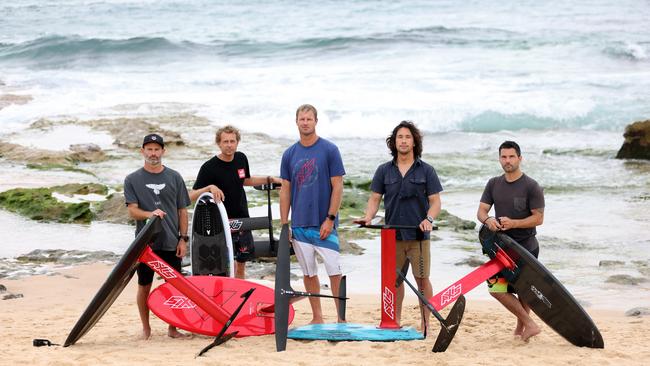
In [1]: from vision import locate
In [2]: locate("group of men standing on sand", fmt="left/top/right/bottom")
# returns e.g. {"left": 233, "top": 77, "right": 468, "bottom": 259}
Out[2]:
{"left": 124, "top": 104, "right": 544, "bottom": 343}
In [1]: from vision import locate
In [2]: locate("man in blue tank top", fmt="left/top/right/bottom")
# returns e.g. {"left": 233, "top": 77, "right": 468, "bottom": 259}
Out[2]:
{"left": 280, "top": 104, "right": 346, "bottom": 324}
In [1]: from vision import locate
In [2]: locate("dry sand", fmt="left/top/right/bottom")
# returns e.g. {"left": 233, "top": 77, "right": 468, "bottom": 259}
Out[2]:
{"left": 1, "top": 263, "right": 648, "bottom": 365}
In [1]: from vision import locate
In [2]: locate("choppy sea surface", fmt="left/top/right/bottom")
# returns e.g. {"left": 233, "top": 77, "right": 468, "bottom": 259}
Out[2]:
{"left": 1, "top": 1, "right": 649, "bottom": 310}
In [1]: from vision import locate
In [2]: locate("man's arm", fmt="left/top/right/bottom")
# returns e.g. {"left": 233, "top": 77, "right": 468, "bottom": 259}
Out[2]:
{"left": 189, "top": 184, "right": 224, "bottom": 202}
{"left": 499, "top": 208, "right": 544, "bottom": 230}
{"left": 320, "top": 175, "right": 343, "bottom": 240}
{"left": 127, "top": 203, "right": 166, "bottom": 220}
{"left": 176, "top": 207, "right": 188, "bottom": 257}
{"left": 477, "top": 202, "right": 502, "bottom": 231}
{"left": 279, "top": 179, "right": 291, "bottom": 225}
{"left": 419, "top": 193, "right": 441, "bottom": 232}
{"left": 357, "top": 192, "right": 382, "bottom": 225}
{"left": 243, "top": 176, "right": 283, "bottom": 186}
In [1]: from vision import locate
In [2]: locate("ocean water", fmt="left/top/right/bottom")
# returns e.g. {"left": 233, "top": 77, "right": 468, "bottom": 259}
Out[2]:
{"left": 1, "top": 1, "right": 649, "bottom": 309}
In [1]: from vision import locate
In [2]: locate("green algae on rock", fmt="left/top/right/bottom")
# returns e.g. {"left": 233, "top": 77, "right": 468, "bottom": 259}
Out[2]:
{"left": 0, "top": 183, "right": 109, "bottom": 223}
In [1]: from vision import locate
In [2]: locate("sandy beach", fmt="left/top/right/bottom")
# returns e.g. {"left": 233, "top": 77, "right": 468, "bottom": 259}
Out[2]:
{"left": 1, "top": 263, "right": 648, "bottom": 366}
{"left": 2, "top": 2, "right": 650, "bottom": 365}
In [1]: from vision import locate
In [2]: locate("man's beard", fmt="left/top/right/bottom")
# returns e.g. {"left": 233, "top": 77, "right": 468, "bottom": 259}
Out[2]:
{"left": 146, "top": 156, "right": 161, "bottom": 165}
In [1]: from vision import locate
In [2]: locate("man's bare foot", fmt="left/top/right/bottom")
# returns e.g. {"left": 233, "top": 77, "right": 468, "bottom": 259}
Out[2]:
{"left": 168, "top": 329, "right": 192, "bottom": 339}
{"left": 140, "top": 328, "right": 151, "bottom": 340}
{"left": 521, "top": 323, "right": 541, "bottom": 342}
{"left": 337, "top": 318, "right": 347, "bottom": 323}
{"left": 514, "top": 321, "right": 524, "bottom": 337}
{"left": 308, "top": 318, "right": 324, "bottom": 325}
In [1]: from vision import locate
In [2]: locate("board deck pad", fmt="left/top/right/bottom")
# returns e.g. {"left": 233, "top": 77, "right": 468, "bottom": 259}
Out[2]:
{"left": 191, "top": 193, "right": 233, "bottom": 276}
{"left": 479, "top": 226, "right": 604, "bottom": 348}
{"left": 64, "top": 217, "right": 162, "bottom": 347}
{"left": 287, "top": 323, "right": 423, "bottom": 341}
{"left": 148, "top": 275, "right": 295, "bottom": 337}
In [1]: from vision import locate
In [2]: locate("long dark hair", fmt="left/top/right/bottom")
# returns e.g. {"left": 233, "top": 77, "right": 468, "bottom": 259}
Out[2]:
{"left": 386, "top": 120, "right": 423, "bottom": 159}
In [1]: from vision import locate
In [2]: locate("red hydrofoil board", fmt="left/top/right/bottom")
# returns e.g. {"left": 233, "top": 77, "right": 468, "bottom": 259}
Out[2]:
{"left": 148, "top": 276, "right": 295, "bottom": 337}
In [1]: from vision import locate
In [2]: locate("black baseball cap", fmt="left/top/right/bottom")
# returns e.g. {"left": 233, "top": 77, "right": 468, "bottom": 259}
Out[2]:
{"left": 142, "top": 133, "right": 164, "bottom": 148}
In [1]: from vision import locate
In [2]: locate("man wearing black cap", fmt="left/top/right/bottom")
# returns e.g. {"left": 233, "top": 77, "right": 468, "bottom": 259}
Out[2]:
{"left": 124, "top": 134, "right": 192, "bottom": 340}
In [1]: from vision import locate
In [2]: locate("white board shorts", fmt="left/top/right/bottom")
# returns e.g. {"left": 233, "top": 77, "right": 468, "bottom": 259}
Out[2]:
{"left": 291, "top": 227, "right": 342, "bottom": 277}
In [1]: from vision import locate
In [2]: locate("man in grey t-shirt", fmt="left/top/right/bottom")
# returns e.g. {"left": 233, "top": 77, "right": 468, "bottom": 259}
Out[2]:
{"left": 477, "top": 140, "right": 544, "bottom": 342}
{"left": 124, "top": 133, "right": 191, "bottom": 340}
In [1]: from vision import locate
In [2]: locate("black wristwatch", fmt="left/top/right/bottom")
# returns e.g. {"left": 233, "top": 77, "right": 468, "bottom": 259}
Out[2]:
{"left": 327, "top": 214, "right": 336, "bottom": 221}
{"left": 179, "top": 234, "right": 189, "bottom": 242}
{"left": 426, "top": 215, "right": 434, "bottom": 224}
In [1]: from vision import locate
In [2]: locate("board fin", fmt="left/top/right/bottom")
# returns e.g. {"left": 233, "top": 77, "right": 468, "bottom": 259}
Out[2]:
{"left": 197, "top": 287, "right": 255, "bottom": 357}
{"left": 338, "top": 275, "right": 346, "bottom": 322}
{"left": 397, "top": 271, "right": 465, "bottom": 352}
{"left": 274, "top": 224, "right": 291, "bottom": 352}
{"left": 431, "top": 295, "right": 465, "bottom": 353}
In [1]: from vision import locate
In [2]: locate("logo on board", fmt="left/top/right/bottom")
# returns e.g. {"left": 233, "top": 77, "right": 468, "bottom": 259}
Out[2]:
{"left": 163, "top": 296, "right": 197, "bottom": 309}
{"left": 230, "top": 220, "right": 243, "bottom": 231}
{"left": 440, "top": 284, "right": 462, "bottom": 307}
{"left": 147, "top": 260, "right": 177, "bottom": 279}
{"left": 530, "top": 285, "right": 552, "bottom": 308}
{"left": 383, "top": 286, "right": 395, "bottom": 319}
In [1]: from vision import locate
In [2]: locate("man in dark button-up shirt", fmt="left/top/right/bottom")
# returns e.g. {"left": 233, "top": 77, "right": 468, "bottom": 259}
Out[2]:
{"left": 356, "top": 121, "right": 442, "bottom": 331}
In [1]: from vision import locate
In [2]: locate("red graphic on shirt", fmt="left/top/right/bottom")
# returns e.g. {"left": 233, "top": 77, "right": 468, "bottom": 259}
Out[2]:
{"left": 238, "top": 168, "right": 246, "bottom": 179}
{"left": 296, "top": 158, "right": 316, "bottom": 190}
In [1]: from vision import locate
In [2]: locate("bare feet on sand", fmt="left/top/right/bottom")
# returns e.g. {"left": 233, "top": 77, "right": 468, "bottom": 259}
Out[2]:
{"left": 140, "top": 328, "right": 151, "bottom": 340}
{"left": 521, "top": 323, "right": 541, "bottom": 342}
{"left": 514, "top": 320, "right": 524, "bottom": 339}
{"left": 168, "top": 328, "right": 192, "bottom": 339}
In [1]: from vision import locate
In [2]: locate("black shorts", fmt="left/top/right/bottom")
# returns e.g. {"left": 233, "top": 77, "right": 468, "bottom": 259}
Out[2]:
{"left": 233, "top": 230, "right": 255, "bottom": 263}
{"left": 137, "top": 249, "right": 181, "bottom": 286}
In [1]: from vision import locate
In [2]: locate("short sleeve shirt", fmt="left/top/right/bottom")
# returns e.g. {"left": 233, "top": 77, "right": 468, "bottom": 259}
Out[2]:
{"left": 124, "top": 167, "right": 191, "bottom": 251}
{"left": 280, "top": 138, "right": 345, "bottom": 228}
{"left": 192, "top": 152, "right": 251, "bottom": 219}
{"left": 370, "top": 159, "right": 443, "bottom": 240}
{"left": 480, "top": 174, "right": 545, "bottom": 242}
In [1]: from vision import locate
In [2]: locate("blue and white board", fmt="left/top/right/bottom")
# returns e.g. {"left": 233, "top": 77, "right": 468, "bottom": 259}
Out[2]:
{"left": 287, "top": 323, "right": 423, "bottom": 342}
{"left": 190, "top": 192, "right": 234, "bottom": 277}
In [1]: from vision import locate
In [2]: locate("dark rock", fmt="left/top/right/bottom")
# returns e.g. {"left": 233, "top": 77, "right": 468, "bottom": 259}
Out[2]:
{"left": 3, "top": 293, "right": 23, "bottom": 300}
{"left": 339, "top": 238, "right": 365, "bottom": 255}
{"left": 455, "top": 257, "right": 485, "bottom": 267}
{"left": 605, "top": 274, "right": 648, "bottom": 285}
{"left": 0, "top": 141, "right": 70, "bottom": 165}
{"left": 436, "top": 209, "right": 476, "bottom": 231}
{"left": 16, "top": 249, "right": 119, "bottom": 264}
{"left": 0, "top": 284, "right": 6, "bottom": 293}
{"left": 53, "top": 183, "right": 107, "bottom": 195}
{"left": 625, "top": 307, "right": 650, "bottom": 317}
{"left": 68, "top": 143, "right": 106, "bottom": 163}
{"left": 598, "top": 260, "right": 625, "bottom": 267}
{"left": 95, "top": 192, "right": 133, "bottom": 225}
{"left": 616, "top": 120, "right": 650, "bottom": 160}
{"left": 26, "top": 163, "right": 96, "bottom": 176}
